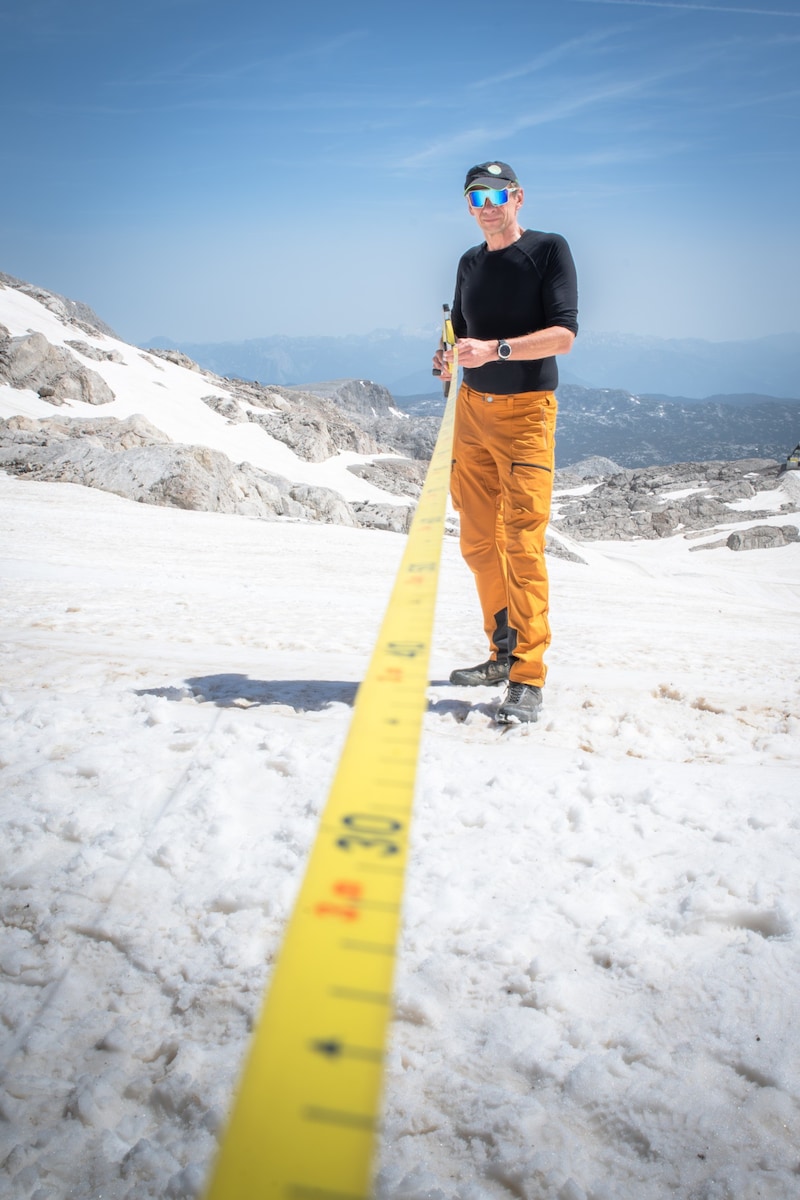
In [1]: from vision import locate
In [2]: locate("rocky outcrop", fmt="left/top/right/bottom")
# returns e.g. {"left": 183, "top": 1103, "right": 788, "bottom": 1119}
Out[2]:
{"left": 690, "top": 524, "right": 800, "bottom": 552}
{"left": 551, "top": 459, "right": 794, "bottom": 541}
{"left": 284, "top": 379, "right": 440, "bottom": 463}
{"left": 248, "top": 398, "right": 378, "bottom": 462}
{"left": 350, "top": 502, "right": 414, "bottom": 534}
{"left": 65, "top": 339, "right": 125, "bottom": 365}
{"left": 146, "top": 347, "right": 202, "bottom": 372}
{"left": 292, "top": 378, "right": 395, "bottom": 419}
{"left": 554, "top": 457, "right": 623, "bottom": 487}
{"left": 0, "top": 414, "right": 418, "bottom": 531}
{"left": 347, "top": 458, "right": 427, "bottom": 500}
{"left": 202, "top": 380, "right": 381, "bottom": 463}
{"left": 1, "top": 414, "right": 282, "bottom": 516}
{"left": 726, "top": 525, "right": 799, "bottom": 551}
{"left": 544, "top": 530, "right": 587, "bottom": 564}
{"left": 0, "top": 329, "right": 115, "bottom": 406}
{"left": 284, "top": 483, "right": 357, "bottom": 527}
{"left": 198, "top": 374, "right": 434, "bottom": 494}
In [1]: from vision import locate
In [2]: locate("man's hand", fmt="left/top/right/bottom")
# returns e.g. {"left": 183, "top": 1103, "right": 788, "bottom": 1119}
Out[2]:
{"left": 432, "top": 345, "right": 451, "bottom": 380}
{"left": 446, "top": 337, "right": 496, "bottom": 369}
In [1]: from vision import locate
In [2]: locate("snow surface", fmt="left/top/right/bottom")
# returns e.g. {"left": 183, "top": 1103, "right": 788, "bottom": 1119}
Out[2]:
{"left": 2, "top": 468, "right": 799, "bottom": 1200}
{"left": 726, "top": 489, "right": 790, "bottom": 513}
{"left": 2, "top": 279, "right": 800, "bottom": 1199}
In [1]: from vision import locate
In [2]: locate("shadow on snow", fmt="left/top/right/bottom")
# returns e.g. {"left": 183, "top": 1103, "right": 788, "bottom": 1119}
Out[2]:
{"left": 136, "top": 673, "right": 359, "bottom": 713}
{"left": 135, "top": 675, "right": 499, "bottom": 720}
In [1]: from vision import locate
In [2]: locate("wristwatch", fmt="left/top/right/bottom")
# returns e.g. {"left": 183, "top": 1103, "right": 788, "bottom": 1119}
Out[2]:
{"left": 497, "top": 339, "right": 512, "bottom": 360}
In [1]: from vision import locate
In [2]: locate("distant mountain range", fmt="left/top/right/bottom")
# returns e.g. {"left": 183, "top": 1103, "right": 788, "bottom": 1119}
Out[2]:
{"left": 563, "top": 331, "right": 800, "bottom": 400}
{"left": 395, "top": 386, "right": 799, "bottom": 469}
{"left": 143, "top": 325, "right": 800, "bottom": 466}
{"left": 145, "top": 329, "right": 800, "bottom": 401}
{"left": 552, "top": 387, "right": 799, "bottom": 468}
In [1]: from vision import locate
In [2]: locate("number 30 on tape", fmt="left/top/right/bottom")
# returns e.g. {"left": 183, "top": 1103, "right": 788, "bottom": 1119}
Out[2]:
{"left": 204, "top": 314, "right": 458, "bottom": 1199}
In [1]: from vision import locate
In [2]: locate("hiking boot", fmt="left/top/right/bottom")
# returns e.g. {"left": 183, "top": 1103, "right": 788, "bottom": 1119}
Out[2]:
{"left": 495, "top": 681, "right": 543, "bottom": 724}
{"left": 449, "top": 658, "right": 509, "bottom": 687}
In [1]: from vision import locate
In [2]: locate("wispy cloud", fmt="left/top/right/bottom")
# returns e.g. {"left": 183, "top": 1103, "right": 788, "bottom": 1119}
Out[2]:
{"left": 570, "top": 0, "right": 800, "bottom": 16}
{"left": 398, "top": 67, "right": 672, "bottom": 169}
{"left": 507, "top": 75, "right": 654, "bottom": 134}
{"left": 713, "top": 84, "right": 800, "bottom": 111}
{"left": 111, "top": 30, "right": 368, "bottom": 91}
{"left": 277, "top": 30, "right": 369, "bottom": 68}
{"left": 398, "top": 126, "right": 495, "bottom": 170}
{"left": 468, "top": 28, "right": 625, "bottom": 88}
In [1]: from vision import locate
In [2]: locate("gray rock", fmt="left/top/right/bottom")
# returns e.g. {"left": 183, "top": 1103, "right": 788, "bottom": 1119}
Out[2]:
{"left": 221, "top": 385, "right": 381, "bottom": 463}
{"left": 554, "top": 456, "right": 623, "bottom": 487}
{"left": 285, "top": 378, "right": 439, "bottom": 463}
{"left": 288, "top": 378, "right": 395, "bottom": 418}
{"left": 347, "top": 457, "right": 426, "bottom": 499}
{"left": 197, "top": 363, "right": 437, "bottom": 477}
{"left": 544, "top": 531, "right": 588, "bottom": 564}
{"left": 2, "top": 412, "right": 170, "bottom": 448}
{"left": 0, "top": 405, "right": 419, "bottom": 536}
{"left": 287, "top": 484, "right": 358, "bottom": 527}
{"left": 726, "top": 525, "right": 799, "bottom": 551}
{"left": 0, "top": 411, "right": 412, "bottom": 533}
{"left": 352, "top": 503, "right": 414, "bottom": 534}
{"left": 0, "top": 414, "right": 348, "bottom": 525}
{"left": 247, "top": 402, "right": 376, "bottom": 463}
{"left": 201, "top": 394, "right": 248, "bottom": 424}
{"left": 0, "top": 330, "right": 115, "bottom": 406}
{"left": 64, "top": 340, "right": 126, "bottom": 365}
{"left": 146, "top": 347, "right": 202, "bottom": 372}
{"left": 0, "top": 417, "right": 275, "bottom": 516}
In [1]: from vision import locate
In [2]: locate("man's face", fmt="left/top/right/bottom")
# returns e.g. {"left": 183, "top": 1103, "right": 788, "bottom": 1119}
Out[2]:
{"left": 467, "top": 186, "right": 524, "bottom": 237}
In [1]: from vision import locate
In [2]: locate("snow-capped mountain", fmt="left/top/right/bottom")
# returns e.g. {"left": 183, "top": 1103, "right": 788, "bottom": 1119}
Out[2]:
{"left": 0, "top": 274, "right": 424, "bottom": 532}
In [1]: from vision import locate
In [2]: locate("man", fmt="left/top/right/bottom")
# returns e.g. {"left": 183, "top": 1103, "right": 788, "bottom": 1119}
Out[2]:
{"left": 434, "top": 161, "right": 578, "bottom": 724}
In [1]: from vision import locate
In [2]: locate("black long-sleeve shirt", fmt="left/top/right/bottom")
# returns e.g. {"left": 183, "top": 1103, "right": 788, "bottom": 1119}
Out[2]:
{"left": 451, "top": 229, "right": 578, "bottom": 394}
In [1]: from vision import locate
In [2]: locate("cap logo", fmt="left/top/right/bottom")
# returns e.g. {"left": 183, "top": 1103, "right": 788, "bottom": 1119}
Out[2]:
{"left": 488, "top": 164, "right": 502, "bottom": 175}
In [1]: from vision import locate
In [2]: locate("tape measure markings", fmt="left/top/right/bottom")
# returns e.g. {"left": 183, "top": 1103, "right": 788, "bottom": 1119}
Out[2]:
{"left": 204, "top": 311, "right": 458, "bottom": 1199}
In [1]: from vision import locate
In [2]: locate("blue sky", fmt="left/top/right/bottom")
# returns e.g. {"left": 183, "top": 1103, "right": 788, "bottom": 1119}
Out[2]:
{"left": 1, "top": 0, "right": 799, "bottom": 344}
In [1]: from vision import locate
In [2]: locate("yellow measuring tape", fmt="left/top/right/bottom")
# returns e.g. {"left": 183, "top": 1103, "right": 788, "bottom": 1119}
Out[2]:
{"left": 205, "top": 310, "right": 458, "bottom": 1200}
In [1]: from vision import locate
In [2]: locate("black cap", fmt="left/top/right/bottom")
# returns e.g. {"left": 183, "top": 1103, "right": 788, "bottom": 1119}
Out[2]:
{"left": 463, "top": 161, "right": 519, "bottom": 193}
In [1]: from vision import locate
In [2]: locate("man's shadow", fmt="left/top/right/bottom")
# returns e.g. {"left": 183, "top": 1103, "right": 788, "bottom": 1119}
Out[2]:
{"left": 136, "top": 674, "right": 360, "bottom": 713}
{"left": 136, "top": 674, "right": 499, "bottom": 720}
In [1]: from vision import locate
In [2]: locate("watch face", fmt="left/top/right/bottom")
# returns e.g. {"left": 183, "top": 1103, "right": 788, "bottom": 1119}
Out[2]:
{"left": 498, "top": 340, "right": 511, "bottom": 359}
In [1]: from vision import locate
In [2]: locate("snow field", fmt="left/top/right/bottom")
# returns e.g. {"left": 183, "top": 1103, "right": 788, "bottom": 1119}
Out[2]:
{"left": 1, "top": 471, "right": 799, "bottom": 1200}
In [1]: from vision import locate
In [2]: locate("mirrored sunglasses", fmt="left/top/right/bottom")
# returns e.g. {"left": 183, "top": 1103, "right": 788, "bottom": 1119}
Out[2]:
{"left": 466, "top": 187, "right": 513, "bottom": 209}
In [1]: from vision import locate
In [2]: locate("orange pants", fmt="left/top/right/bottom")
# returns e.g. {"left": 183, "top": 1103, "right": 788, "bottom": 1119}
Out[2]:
{"left": 450, "top": 383, "right": 557, "bottom": 688}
